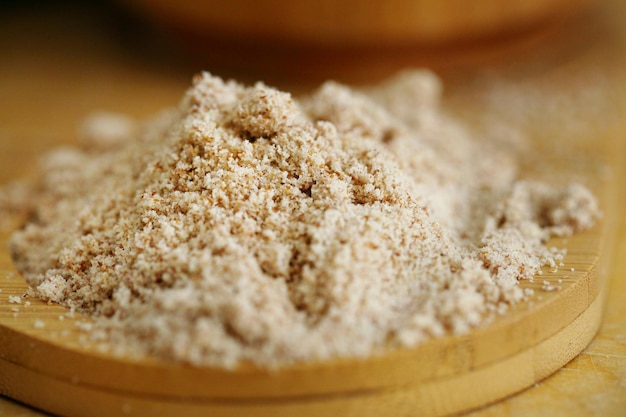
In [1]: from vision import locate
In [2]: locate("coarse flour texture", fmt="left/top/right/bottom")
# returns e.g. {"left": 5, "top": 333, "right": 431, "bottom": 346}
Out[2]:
{"left": 6, "top": 72, "right": 600, "bottom": 368}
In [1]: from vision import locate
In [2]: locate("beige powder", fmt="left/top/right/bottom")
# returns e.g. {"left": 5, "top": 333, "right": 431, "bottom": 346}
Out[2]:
{"left": 3, "top": 71, "right": 599, "bottom": 368}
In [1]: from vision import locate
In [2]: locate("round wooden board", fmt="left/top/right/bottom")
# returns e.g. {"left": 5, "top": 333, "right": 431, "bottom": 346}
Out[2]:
{"left": 0, "top": 140, "right": 616, "bottom": 417}
{"left": 0, "top": 277, "right": 608, "bottom": 417}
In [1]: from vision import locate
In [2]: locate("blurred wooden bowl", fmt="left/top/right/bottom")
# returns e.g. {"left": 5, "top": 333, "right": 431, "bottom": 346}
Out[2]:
{"left": 122, "top": 0, "right": 597, "bottom": 47}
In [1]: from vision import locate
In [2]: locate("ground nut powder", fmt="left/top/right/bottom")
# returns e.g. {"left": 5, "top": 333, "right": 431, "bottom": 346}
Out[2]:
{"left": 5, "top": 71, "right": 599, "bottom": 368}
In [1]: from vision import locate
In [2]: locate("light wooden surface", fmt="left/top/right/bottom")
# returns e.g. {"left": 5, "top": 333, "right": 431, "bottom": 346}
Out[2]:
{"left": 0, "top": 2, "right": 625, "bottom": 416}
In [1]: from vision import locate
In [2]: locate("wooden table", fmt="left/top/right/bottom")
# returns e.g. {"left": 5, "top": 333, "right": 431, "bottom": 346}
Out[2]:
{"left": 0, "top": 2, "right": 624, "bottom": 416}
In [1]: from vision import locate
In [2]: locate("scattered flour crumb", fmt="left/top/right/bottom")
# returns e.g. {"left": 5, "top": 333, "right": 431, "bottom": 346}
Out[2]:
{"left": 80, "top": 112, "right": 136, "bottom": 151}
{"left": 541, "top": 280, "right": 561, "bottom": 292}
{"left": 34, "top": 319, "right": 45, "bottom": 329}
{"left": 75, "top": 321, "right": 94, "bottom": 332}
{"left": 8, "top": 295, "right": 22, "bottom": 304}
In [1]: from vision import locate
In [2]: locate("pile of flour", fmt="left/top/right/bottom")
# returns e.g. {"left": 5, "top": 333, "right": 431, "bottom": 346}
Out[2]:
{"left": 6, "top": 71, "right": 599, "bottom": 368}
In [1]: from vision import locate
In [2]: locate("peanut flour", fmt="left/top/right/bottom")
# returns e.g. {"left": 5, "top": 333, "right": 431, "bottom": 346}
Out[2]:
{"left": 3, "top": 71, "right": 600, "bottom": 368}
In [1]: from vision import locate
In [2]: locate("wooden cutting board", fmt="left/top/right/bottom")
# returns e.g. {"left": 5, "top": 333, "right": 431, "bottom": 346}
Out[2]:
{"left": 0, "top": 2, "right": 625, "bottom": 416}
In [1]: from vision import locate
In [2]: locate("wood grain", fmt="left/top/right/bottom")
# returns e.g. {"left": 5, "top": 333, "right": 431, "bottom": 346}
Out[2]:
{"left": 0, "top": 1, "right": 625, "bottom": 416}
